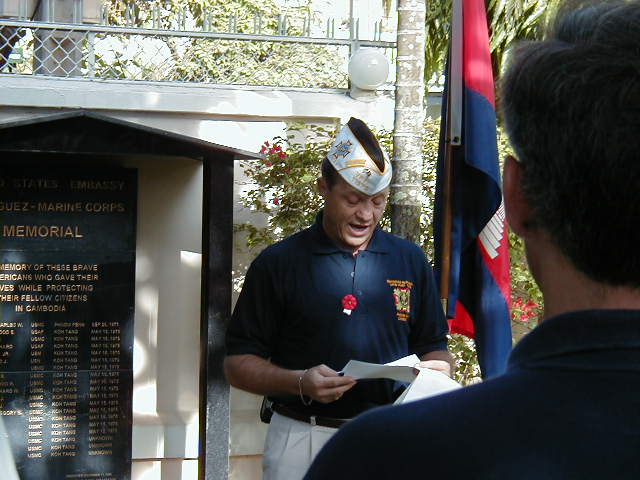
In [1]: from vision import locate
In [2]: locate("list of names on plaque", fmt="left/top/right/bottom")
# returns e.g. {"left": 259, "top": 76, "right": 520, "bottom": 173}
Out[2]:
{"left": 0, "top": 168, "right": 136, "bottom": 480}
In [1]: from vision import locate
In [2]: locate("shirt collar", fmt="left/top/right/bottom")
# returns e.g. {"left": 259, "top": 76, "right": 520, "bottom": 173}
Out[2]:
{"left": 310, "top": 210, "right": 391, "bottom": 254}
{"left": 508, "top": 309, "right": 640, "bottom": 372}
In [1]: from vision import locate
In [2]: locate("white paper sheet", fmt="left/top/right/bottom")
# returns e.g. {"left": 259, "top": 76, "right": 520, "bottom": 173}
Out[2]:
{"left": 341, "top": 354, "right": 421, "bottom": 383}
{"left": 394, "top": 368, "right": 461, "bottom": 404}
{"left": 384, "top": 354, "right": 421, "bottom": 367}
{"left": 340, "top": 354, "right": 461, "bottom": 405}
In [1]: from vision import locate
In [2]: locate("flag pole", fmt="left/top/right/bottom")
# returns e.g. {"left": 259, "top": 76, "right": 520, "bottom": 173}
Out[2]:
{"left": 439, "top": 0, "right": 463, "bottom": 315}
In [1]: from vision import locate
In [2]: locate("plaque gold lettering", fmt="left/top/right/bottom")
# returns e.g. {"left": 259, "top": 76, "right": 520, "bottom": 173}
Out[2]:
{"left": 17, "top": 284, "right": 42, "bottom": 292}
{"left": 12, "top": 178, "right": 58, "bottom": 189}
{"left": 73, "top": 264, "right": 98, "bottom": 271}
{"left": 1, "top": 410, "right": 23, "bottom": 415}
{"left": 0, "top": 170, "right": 133, "bottom": 477}
{"left": 2, "top": 225, "right": 83, "bottom": 238}
{"left": 0, "top": 201, "right": 31, "bottom": 211}
{"left": 0, "top": 263, "right": 32, "bottom": 270}
{"left": 0, "top": 273, "right": 32, "bottom": 281}
{"left": 84, "top": 202, "right": 125, "bottom": 213}
{"left": 26, "top": 305, "right": 67, "bottom": 312}
{"left": 69, "top": 180, "right": 124, "bottom": 190}
{"left": 36, "top": 202, "right": 83, "bottom": 212}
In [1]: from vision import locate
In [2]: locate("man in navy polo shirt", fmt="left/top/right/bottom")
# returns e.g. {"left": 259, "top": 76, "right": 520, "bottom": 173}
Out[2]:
{"left": 225, "top": 117, "right": 453, "bottom": 480}
{"left": 305, "top": 1, "right": 640, "bottom": 479}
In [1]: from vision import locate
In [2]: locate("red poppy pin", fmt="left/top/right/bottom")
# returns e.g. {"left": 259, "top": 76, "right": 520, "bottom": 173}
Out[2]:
{"left": 341, "top": 294, "right": 358, "bottom": 315}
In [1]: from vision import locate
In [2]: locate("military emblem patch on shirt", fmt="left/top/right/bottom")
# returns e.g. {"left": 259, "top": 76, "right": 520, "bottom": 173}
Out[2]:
{"left": 386, "top": 280, "right": 413, "bottom": 321}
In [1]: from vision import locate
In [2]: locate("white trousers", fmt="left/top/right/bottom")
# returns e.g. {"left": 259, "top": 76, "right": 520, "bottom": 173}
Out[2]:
{"left": 262, "top": 412, "right": 338, "bottom": 480}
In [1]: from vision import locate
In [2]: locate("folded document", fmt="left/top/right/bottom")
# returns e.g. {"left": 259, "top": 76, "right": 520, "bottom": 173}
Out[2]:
{"left": 341, "top": 354, "right": 461, "bottom": 405}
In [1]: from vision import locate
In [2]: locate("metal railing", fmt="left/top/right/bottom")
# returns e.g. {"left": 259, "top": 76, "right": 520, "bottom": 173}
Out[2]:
{"left": 0, "top": 2, "right": 396, "bottom": 88}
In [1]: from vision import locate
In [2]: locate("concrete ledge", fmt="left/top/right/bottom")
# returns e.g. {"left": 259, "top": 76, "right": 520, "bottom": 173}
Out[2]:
{"left": 0, "top": 76, "right": 395, "bottom": 127}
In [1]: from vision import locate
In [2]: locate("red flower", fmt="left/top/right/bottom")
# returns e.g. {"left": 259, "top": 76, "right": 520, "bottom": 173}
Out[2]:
{"left": 341, "top": 294, "right": 358, "bottom": 311}
{"left": 265, "top": 160, "right": 273, "bottom": 167}
{"left": 278, "top": 152, "right": 287, "bottom": 159}
{"left": 273, "top": 197, "right": 280, "bottom": 205}
{"left": 520, "top": 311, "right": 534, "bottom": 322}
{"left": 511, "top": 296, "right": 539, "bottom": 322}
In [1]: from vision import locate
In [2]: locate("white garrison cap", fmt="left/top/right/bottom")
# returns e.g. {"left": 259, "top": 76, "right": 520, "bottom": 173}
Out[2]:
{"left": 326, "top": 117, "right": 392, "bottom": 196}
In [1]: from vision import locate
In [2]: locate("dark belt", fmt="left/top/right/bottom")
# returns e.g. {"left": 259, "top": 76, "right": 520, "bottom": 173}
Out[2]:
{"left": 273, "top": 404, "right": 349, "bottom": 429}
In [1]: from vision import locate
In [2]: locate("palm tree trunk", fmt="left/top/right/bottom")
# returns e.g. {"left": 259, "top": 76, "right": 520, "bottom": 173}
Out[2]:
{"left": 391, "top": 0, "right": 426, "bottom": 243}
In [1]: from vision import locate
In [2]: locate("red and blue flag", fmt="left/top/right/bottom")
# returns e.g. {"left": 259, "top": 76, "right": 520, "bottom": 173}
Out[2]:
{"left": 434, "top": 0, "right": 512, "bottom": 378}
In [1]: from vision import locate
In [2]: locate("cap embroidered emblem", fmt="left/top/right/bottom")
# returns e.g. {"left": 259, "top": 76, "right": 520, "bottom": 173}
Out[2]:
{"left": 332, "top": 140, "right": 353, "bottom": 159}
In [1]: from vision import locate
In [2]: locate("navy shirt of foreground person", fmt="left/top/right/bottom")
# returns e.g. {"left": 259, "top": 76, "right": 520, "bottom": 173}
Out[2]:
{"left": 305, "top": 310, "right": 640, "bottom": 479}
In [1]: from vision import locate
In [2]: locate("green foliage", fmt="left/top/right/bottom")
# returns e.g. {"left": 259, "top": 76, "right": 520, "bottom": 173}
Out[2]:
{"left": 487, "top": 0, "right": 552, "bottom": 76}
{"left": 237, "top": 118, "right": 543, "bottom": 384}
{"left": 106, "top": 0, "right": 283, "bottom": 29}
{"left": 424, "top": 1, "right": 452, "bottom": 85}
{"left": 236, "top": 123, "right": 337, "bottom": 248}
{"left": 448, "top": 334, "right": 482, "bottom": 384}
{"left": 98, "top": 0, "right": 345, "bottom": 86}
{"left": 423, "top": 0, "right": 559, "bottom": 82}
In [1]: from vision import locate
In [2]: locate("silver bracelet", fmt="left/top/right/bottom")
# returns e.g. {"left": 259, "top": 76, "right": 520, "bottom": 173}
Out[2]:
{"left": 298, "top": 369, "right": 312, "bottom": 406}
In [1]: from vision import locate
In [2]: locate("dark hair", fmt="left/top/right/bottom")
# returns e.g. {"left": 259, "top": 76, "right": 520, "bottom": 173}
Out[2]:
{"left": 500, "top": 0, "right": 640, "bottom": 287}
{"left": 321, "top": 157, "right": 339, "bottom": 189}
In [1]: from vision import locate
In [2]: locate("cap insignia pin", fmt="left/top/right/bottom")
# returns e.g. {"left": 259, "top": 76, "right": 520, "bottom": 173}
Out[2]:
{"left": 332, "top": 140, "right": 353, "bottom": 160}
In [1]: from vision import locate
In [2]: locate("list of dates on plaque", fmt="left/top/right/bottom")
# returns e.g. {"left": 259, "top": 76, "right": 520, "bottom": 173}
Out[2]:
{"left": 0, "top": 168, "right": 136, "bottom": 480}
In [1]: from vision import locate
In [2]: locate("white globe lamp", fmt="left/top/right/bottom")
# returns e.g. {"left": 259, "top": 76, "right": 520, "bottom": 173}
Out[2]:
{"left": 348, "top": 48, "right": 390, "bottom": 91}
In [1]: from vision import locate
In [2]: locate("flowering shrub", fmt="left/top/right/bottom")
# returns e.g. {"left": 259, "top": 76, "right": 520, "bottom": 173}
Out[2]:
{"left": 236, "top": 119, "right": 543, "bottom": 385}
{"left": 507, "top": 226, "right": 543, "bottom": 340}
{"left": 512, "top": 297, "right": 538, "bottom": 323}
{"left": 236, "top": 124, "right": 334, "bottom": 248}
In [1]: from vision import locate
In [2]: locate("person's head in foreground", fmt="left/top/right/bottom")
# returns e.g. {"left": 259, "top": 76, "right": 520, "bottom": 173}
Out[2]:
{"left": 304, "top": 1, "right": 640, "bottom": 478}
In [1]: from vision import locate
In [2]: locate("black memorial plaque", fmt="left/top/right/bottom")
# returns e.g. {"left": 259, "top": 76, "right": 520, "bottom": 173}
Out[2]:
{"left": 0, "top": 167, "right": 136, "bottom": 480}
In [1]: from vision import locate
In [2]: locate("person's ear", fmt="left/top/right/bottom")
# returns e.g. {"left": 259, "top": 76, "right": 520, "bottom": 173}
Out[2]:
{"left": 317, "top": 177, "right": 329, "bottom": 198}
{"left": 503, "top": 155, "right": 533, "bottom": 238}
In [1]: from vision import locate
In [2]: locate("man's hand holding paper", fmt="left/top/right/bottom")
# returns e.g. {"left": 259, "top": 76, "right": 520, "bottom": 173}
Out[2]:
{"left": 414, "top": 359, "right": 452, "bottom": 378}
